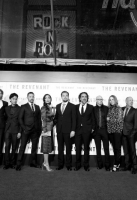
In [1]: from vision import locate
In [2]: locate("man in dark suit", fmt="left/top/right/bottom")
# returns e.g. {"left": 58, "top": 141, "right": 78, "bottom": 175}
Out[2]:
{"left": 16, "top": 92, "right": 41, "bottom": 171}
{"left": 74, "top": 92, "right": 95, "bottom": 171}
{"left": 122, "top": 97, "right": 137, "bottom": 174}
{"left": 3, "top": 93, "right": 21, "bottom": 169}
{"left": 93, "top": 96, "right": 110, "bottom": 171}
{"left": 0, "top": 89, "right": 8, "bottom": 165}
{"left": 54, "top": 91, "right": 76, "bottom": 171}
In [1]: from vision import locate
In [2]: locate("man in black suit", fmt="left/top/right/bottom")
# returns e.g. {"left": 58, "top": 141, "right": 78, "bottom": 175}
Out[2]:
{"left": 16, "top": 92, "right": 41, "bottom": 171}
{"left": 3, "top": 93, "right": 21, "bottom": 169}
{"left": 74, "top": 92, "right": 95, "bottom": 171}
{"left": 0, "top": 89, "right": 8, "bottom": 165}
{"left": 93, "top": 96, "right": 110, "bottom": 171}
{"left": 122, "top": 97, "right": 137, "bottom": 174}
{"left": 54, "top": 91, "right": 76, "bottom": 171}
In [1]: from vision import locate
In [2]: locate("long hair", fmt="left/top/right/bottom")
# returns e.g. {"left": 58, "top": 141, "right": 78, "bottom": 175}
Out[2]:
{"left": 43, "top": 94, "right": 52, "bottom": 111}
{"left": 108, "top": 95, "right": 118, "bottom": 108}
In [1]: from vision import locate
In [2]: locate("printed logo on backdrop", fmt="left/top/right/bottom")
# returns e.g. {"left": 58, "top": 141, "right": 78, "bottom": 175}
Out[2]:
{"left": 33, "top": 15, "right": 69, "bottom": 58}
{"left": 1, "top": 82, "right": 137, "bottom": 155}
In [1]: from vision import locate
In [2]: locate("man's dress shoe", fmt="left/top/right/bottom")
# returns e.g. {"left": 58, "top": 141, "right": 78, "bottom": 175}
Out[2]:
{"left": 56, "top": 166, "right": 63, "bottom": 170}
{"left": 16, "top": 165, "right": 21, "bottom": 171}
{"left": 97, "top": 166, "right": 103, "bottom": 170}
{"left": 30, "top": 163, "right": 39, "bottom": 168}
{"left": 67, "top": 167, "right": 72, "bottom": 171}
{"left": 10, "top": 164, "right": 16, "bottom": 169}
{"left": 105, "top": 167, "right": 110, "bottom": 171}
{"left": 74, "top": 166, "right": 81, "bottom": 171}
{"left": 3, "top": 165, "right": 10, "bottom": 170}
{"left": 84, "top": 166, "right": 90, "bottom": 171}
{"left": 131, "top": 168, "right": 137, "bottom": 174}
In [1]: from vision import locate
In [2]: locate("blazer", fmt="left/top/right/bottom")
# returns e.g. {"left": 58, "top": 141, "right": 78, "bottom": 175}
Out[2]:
{"left": 76, "top": 104, "right": 95, "bottom": 135}
{"left": 19, "top": 103, "right": 41, "bottom": 134}
{"left": 54, "top": 102, "right": 76, "bottom": 134}
{"left": 0, "top": 100, "right": 8, "bottom": 129}
{"left": 93, "top": 105, "right": 108, "bottom": 134}
{"left": 122, "top": 106, "right": 137, "bottom": 136}
{"left": 5, "top": 105, "right": 21, "bottom": 133}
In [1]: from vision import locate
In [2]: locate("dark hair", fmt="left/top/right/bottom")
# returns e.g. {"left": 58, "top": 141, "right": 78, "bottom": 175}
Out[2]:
{"left": 27, "top": 92, "right": 34, "bottom": 96}
{"left": 61, "top": 91, "right": 69, "bottom": 97}
{"left": 9, "top": 93, "right": 18, "bottom": 99}
{"left": 0, "top": 89, "right": 4, "bottom": 95}
{"left": 43, "top": 94, "right": 52, "bottom": 111}
{"left": 78, "top": 92, "right": 89, "bottom": 102}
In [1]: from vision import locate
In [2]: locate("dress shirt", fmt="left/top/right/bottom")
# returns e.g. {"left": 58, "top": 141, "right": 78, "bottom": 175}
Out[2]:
{"left": 0, "top": 100, "right": 3, "bottom": 109}
{"left": 79, "top": 103, "right": 87, "bottom": 114}
{"left": 60, "top": 101, "right": 68, "bottom": 113}
{"left": 28, "top": 102, "right": 35, "bottom": 111}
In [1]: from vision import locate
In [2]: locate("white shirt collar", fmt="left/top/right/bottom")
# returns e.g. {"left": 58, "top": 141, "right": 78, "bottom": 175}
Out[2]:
{"left": 62, "top": 101, "right": 68, "bottom": 105}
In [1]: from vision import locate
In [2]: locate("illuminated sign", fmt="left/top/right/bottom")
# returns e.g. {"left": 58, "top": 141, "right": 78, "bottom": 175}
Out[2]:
{"left": 33, "top": 15, "right": 69, "bottom": 29}
{"left": 34, "top": 31, "right": 68, "bottom": 57}
{"left": 102, "top": 0, "right": 137, "bottom": 28}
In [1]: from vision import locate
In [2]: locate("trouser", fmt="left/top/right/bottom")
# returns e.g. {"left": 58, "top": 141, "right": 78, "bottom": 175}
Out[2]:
{"left": 5, "top": 132, "right": 18, "bottom": 165}
{"left": 75, "top": 127, "right": 91, "bottom": 168}
{"left": 0, "top": 128, "right": 4, "bottom": 164}
{"left": 17, "top": 131, "right": 39, "bottom": 166}
{"left": 109, "top": 132, "right": 122, "bottom": 166}
{"left": 95, "top": 128, "right": 110, "bottom": 168}
{"left": 57, "top": 132, "right": 72, "bottom": 168}
{"left": 123, "top": 133, "right": 137, "bottom": 169}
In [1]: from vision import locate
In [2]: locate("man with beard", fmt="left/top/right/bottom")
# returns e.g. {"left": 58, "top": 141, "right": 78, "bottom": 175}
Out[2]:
{"left": 16, "top": 92, "right": 41, "bottom": 171}
{"left": 54, "top": 91, "right": 76, "bottom": 171}
{"left": 74, "top": 92, "right": 95, "bottom": 171}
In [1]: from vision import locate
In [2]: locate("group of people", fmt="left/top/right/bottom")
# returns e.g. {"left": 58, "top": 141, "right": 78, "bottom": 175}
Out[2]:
{"left": 0, "top": 89, "right": 137, "bottom": 174}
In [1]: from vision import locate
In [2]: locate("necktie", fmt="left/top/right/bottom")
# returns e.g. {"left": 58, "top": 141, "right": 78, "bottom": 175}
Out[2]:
{"left": 81, "top": 105, "right": 84, "bottom": 115}
{"left": 62, "top": 103, "right": 65, "bottom": 114}
{"left": 31, "top": 103, "right": 34, "bottom": 112}
{"left": 99, "top": 108, "right": 102, "bottom": 128}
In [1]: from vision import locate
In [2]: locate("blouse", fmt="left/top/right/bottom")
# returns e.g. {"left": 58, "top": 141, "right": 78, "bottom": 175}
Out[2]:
{"left": 107, "top": 105, "right": 124, "bottom": 133}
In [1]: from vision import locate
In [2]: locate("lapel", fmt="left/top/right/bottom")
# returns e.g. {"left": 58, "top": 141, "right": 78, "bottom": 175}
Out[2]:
{"left": 126, "top": 107, "right": 133, "bottom": 118}
{"left": 27, "top": 103, "right": 34, "bottom": 114}
{"left": 94, "top": 106, "right": 98, "bottom": 120}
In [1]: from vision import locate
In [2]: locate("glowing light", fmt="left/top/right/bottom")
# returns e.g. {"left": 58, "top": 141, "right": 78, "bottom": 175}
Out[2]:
{"left": 130, "top": 11, "right": 137, "bottom": 27}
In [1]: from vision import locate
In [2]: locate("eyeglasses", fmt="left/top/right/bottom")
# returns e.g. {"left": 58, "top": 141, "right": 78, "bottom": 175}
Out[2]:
{"left": 96, "top": 99, "right": 103, "bottom": 101}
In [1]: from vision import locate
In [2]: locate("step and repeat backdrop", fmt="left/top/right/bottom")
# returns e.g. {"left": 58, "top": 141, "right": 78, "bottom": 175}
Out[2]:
{"left": 0, "top": 82, "right": 137, "bottom": 155}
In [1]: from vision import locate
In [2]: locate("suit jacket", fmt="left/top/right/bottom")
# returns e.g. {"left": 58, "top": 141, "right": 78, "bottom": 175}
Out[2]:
{"left": 54, "top": 102, "right": 76, "bottom": 134}
{"left": 76, "top": 104, "right": 95, "bottom": 135}
{"left": 122, "top": 106, "right": 137, "bottom": 136}
{"left": 19, "top": 103, "right": 41, "bottom": 134}
{"left": 93, "top": 105, "right": 108, "bottom": 134}
{"left": 5, "top": 104, "right": 21, "bottom": 133}
{"left": 0, "top": 100, "right": 8, "bottom": 129}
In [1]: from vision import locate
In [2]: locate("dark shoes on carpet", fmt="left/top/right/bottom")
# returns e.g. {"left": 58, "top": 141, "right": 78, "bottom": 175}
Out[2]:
{"left": 131, "top": 168, "right": 137, "bottom": 174}
{"left": 16, "top": 165, "right": 21, "bottom": 171}
{"left": 30, "top": 163, "right": 40, "bottom": 168}
{"left": 56, "top": 166, "right": 63, "bottom": 170}
{"left": 3, "top": 164, "right": 16, "bottom": 170}
{"left": 84, "top": 166, "right": 90, "bottom": 171}
{"left": 74, "top": 166, "right": 81, "bottom": 171}
{"left": 67, "top": 167, "right": 72, "bottom": 171}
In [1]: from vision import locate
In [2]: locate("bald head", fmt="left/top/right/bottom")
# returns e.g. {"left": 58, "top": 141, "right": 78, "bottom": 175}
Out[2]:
{"left": 96, "top": 96, "right": 103, "bottom": 107}
{"left": 126, "top": 97, "right": 133, "bottom": 108}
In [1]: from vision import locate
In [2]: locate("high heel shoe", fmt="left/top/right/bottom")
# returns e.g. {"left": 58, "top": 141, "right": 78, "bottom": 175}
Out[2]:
{"left": 111, "top": 164, "right": 120, "bottom": 172}
{"left": 42, "top": 163, "right": 53, "bottom": 172}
